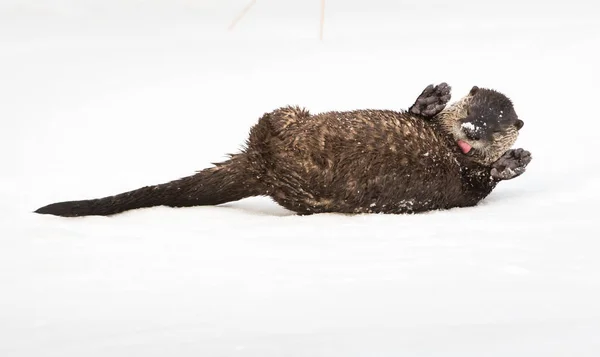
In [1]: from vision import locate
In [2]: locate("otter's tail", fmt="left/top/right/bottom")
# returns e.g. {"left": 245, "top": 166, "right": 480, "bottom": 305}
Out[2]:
{"left": 34, "top": 155, "right": 262, "bottom": 217}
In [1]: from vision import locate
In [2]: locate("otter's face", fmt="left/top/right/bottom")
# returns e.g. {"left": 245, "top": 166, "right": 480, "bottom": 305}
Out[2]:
{"left": 438, "top": 86, "right": 524, "bottom": 165}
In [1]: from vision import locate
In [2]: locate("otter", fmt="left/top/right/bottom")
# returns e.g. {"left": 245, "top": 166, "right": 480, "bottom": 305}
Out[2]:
{"left": 34, "top": 83, "right": 532, "bottom": 217}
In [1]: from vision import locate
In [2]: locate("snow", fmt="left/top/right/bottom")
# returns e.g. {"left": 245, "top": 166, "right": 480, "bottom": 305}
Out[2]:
{"left": 461, "top": 122, "right": 476, "bottom": 131}
{"left": 1, "top": 0, "right": 600, "bottom": 356}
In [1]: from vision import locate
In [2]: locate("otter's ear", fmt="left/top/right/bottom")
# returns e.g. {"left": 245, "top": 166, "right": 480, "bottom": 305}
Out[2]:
{"left": 469, "top": 86, "right": 479, "bottom": 95}
{"left": 515, "top": 119, "right": 524, "bottom": 130}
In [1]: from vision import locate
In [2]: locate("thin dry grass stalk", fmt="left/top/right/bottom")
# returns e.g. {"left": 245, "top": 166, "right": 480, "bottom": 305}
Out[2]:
{"left": 228, "top": 0, "right": 257, "bottom": 31}
{"left": 228, "top": 0, "right": 326, "bottom": 40}
{"left": 320, "top": 0, "right": 325, "bottom": 40}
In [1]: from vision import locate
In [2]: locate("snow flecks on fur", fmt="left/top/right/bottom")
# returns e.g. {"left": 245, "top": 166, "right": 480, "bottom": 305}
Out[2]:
{"left": 461, "top": 122, "right": 476, "bottom": 131}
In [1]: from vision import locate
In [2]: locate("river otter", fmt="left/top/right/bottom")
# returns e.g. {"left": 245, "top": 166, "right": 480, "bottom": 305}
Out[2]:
{"left": 34, "top": 83, "right": 531, "bottom": 217}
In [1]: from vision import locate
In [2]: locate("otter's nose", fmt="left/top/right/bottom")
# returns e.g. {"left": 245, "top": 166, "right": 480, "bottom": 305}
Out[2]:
{"left": 463, "top": 127, "right": 482, "bottom": 141}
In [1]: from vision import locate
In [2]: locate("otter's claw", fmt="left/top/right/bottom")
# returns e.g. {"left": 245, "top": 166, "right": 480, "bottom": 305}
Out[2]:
{"left": 409, "top": 82, "right": 452, "bottom": 118}
{"left": 491, "top": 148, "right": 532, "bottom": 180}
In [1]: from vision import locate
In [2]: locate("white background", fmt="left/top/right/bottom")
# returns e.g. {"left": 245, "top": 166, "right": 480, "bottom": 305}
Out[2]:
{"left": 1, "top": 1, "right": 599, "bottom": 356}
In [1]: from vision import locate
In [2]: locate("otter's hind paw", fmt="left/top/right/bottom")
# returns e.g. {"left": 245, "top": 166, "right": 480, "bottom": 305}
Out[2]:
{"left": 409, "top": 82, "right": 451, "bottom": 118}
{"left": 491, "top": 148, "right": 532, "bottom": 181}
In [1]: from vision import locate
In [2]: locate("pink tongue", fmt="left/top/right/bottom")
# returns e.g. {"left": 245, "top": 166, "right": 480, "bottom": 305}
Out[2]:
{"left": 457, "top": 140, "right": 472, "bottom": 154}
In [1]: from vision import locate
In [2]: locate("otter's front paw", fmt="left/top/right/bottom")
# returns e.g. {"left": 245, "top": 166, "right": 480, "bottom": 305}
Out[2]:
{"left": 491, "top": 148, "right": 532, "bottom": 180}
{"left": 409, "top": 82, "right": 451, "bottom": 118}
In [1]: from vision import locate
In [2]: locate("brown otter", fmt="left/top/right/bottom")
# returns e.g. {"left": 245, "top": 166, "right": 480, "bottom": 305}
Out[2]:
{"left": 34, "top": 83, "right": 532, "bottom": 217}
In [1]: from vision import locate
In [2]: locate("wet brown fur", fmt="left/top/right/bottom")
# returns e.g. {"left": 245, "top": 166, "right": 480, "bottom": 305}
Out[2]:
{"left": 34, "top": 85, "right": 527, "bottom": 217}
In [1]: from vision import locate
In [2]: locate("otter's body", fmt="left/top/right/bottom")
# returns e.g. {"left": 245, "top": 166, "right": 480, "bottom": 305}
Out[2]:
{"left": 35, "top": 84, "right": 532, "bottom": 217}
{"left": 244, "top": 106, "right": 490, "bottom": 214}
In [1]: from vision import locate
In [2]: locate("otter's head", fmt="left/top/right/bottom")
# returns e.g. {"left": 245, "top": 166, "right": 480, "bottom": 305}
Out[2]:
{"left": 437, "top": 86, "right": 524, "bottom": 165}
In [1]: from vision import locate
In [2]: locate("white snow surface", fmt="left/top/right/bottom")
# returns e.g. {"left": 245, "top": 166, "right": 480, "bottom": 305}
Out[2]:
{"left": 1, "top": 1, "right": 600, "bottom": 356}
